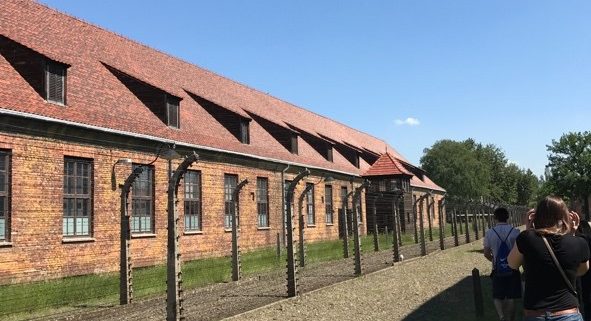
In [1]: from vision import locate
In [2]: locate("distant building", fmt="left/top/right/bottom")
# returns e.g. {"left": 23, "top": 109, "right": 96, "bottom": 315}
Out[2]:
{"left": 0, "top": 0, "right": 444, "bottom": 284}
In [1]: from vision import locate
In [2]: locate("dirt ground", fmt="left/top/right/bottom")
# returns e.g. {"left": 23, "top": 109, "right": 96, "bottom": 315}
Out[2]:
{"left": 37, "top": 235, "right": 477, "bottom": 321}
{"left": 225, "top": 241, "right": 492, "bottom": 321}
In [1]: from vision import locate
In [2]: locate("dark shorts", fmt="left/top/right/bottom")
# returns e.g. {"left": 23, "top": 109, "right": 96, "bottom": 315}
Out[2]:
{"left": 492, "top": 270, "right": 522, "bottom": 300}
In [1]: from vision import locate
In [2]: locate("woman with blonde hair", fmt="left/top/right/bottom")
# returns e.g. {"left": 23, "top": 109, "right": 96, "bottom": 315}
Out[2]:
{"left": 508, "top": 196, "right": 590, "bottom": 321}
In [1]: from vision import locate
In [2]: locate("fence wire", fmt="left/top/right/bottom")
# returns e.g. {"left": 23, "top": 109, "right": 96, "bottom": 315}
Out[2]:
{"left": 0, "top": 171, "right": 528, "bottom": 321}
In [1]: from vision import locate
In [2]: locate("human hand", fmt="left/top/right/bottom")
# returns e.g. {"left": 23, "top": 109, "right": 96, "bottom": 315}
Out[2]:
{"left": 525, "top": 209, "right": 535, "bottom": 229}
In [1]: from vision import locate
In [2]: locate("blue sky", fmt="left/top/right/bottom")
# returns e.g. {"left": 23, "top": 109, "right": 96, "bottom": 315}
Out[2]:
{"left": 41, "top": 0, "right": 591, "bottom": 176}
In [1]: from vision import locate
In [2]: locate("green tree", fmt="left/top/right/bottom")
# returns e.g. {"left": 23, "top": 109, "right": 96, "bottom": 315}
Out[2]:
{"left": 421, "top": 139, "right": 538, "bottom": 205}
{"left": 499, "top": 163, "right": 520, "bottom": 204}
{"left": 473, "top": 143, "right": 508, "bottom": 201}
{"left": 420, "top": 139, "right": 489, "bottom": 198}
{"left": 516, "top": 169, "right": 539, "bottom": 206}
{"left": 546, "top": 131, "right": 591, "bottom": 219}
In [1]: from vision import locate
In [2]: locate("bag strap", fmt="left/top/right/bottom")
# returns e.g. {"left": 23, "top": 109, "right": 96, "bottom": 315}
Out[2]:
{"left": 492, "top": 226, "right": 513, "bottom": 245}
{"left": 541, "top": 236, "right": 578, "bottom": 296}
{"left": 503, "top": 227, "right": 514, "bottom": 242}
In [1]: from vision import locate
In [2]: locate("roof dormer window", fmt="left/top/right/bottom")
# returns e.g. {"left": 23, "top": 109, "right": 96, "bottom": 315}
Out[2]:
{"left": 103, "top": 63, "right": 182, "bottom": 128}
{"left": 45, "top": 60, "right": 67, "bottom": 105}
{"left": 167, "top": 95, "right": 180, "bottom": 129}
{"left": 327, "top": 145, "right": 333, "bottom": 162}
{"left": 290, "top": 134, "right": 298, "bottom": 154}
{"left": 240, "top": 119, "right": 250, "bottom": 144}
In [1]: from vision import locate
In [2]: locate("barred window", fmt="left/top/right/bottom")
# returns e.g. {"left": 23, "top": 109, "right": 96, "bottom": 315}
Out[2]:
{"left": 306, "top": 183, "right": 315, "bottom": 225}
{"left": 184, "top": 170, "right": 201, "bottom": 232}
{"left": 131, "top": 164, "right": 154, "bottom": 234}
{"left": 378, "top": 180, "right": 386, "bottom": 192}
{"left": 0, "top": 151, "right": 11, "bottom": 241}
{"left": 325, "top": 185, "right": 333, "bottom": 224}
{"left": 340, "top": 186, "right": 348, "bottom": 208}
{"left": 46, "top": 60, "right": 66, "bottom": 105}
{"left": 256, "top": 177, "right": 269, "bottom": 228}
{"left": 63, "top": 157, "right": 93, "bottom": 237}
{"left": 224, "top": 174, "right": 238, "bottom": 228}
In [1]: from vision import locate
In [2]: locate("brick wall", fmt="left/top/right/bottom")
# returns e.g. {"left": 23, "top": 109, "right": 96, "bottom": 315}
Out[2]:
{"left": 0, "top": 132, "right": 364, "bottom": 284}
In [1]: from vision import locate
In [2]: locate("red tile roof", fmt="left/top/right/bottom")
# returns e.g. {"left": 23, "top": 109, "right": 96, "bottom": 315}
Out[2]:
{"left": 362, "top": 153, "right": 412, "bottom": 177}
{"left": 0, "top": 0, "right": 441, "bottom": 189}
{"left": 363, "top": 153, "right": 445, "bottom": 192}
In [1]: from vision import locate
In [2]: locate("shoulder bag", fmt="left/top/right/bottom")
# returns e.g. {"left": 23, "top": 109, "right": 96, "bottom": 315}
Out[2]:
{"left": 541, "top": 236, "right": 578, "bottom": 296}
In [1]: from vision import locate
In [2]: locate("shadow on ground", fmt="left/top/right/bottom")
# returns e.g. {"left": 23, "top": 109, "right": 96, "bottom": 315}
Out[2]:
{"left": 402, "top": 276, "right": 523, "bottom": 321}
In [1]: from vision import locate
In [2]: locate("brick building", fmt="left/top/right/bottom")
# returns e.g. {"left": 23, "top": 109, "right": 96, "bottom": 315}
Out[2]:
{"left": 0, "top": 0, "right": 444, "bottom": 284}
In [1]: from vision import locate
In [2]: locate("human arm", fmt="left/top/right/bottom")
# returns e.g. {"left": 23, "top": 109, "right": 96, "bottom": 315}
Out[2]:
{"left": 507, "top": 243, "right": 523, "bottom": 270}
{"left": 577, "top": 261, "right": 589, "bottom": 276}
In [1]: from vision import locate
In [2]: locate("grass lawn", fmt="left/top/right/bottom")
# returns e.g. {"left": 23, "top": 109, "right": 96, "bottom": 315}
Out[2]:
{"left": 0, "top": 229, "right": 454, "bottom": 320}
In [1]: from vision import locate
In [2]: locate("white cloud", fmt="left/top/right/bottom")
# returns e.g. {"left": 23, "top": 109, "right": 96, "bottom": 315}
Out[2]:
{"left": 395, "top": 117, "right": 420, "bottom": 126}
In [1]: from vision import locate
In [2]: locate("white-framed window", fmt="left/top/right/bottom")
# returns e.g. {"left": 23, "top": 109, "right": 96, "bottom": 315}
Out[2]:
{"left": 256, "top": 177, "right": 269, "bottom": 227}
{"left": 184, "top": 170, "right": 201, "bottom": 231}
{"left": 224, "top": 174, "right": 238, "bottom": 228}
{"left": 0, "top": 150, "right": 11, "bottom": 241}
{"left": 325, "top": 185, "right": 333, "bottom": 224}
{"left": 63, "top": 157, "right": 92, "bottom": 237}
{"left": 131, "top": 164, "right": 154, "bottom": 234}
{"left": 306, "top": 183, "right": 315, "bottom": 225}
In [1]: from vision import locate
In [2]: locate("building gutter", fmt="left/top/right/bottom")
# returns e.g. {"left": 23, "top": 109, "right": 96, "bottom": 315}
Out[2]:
{"left": 0, "top": 108, "right": 361, "bottom": 178}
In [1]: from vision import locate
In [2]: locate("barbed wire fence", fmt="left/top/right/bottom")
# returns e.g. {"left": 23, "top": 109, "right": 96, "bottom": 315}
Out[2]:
{"left": 0, "top": 160, "right": 530, "bottom": 321}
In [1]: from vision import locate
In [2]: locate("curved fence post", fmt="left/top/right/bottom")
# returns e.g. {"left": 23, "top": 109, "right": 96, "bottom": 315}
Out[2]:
{"left": 285, "top": 169, "right": 310, "bottom": 297}
{"left": 473, "top": 203, "right": 480, "bottom": 241}
{"left": 392, "top": 191, "right": 404, "bottom": 263}
{"left": 371, "top": 194, "right": 381, "bottom": 252}
{"left": 427, "top": 196, "right": 434, "bottom": 242}
{"left": 167, "top": 152, "right": 199, "bottom": 321}
{"left": 413, "top": 194, "right": 429, "bottom": 256}
{"left": 119, "top": 166, "right": 144, "bottom": 305}
{"left": 341, "top": 197, "right": 350, "bottom": 259}
{"left": 231, "top": 179, "right": 249, "bottom": 282}
{"left": 297, "top": 183, "right": 314, "bottom": 268}
{"left": 464, "top": 206, "right": 470, "bottom": 244}
{"left": 453, "top": 207, "right": 459, "bottom": 247}
{"left": 438, "top": 197, "right": 446, "bottom": 250}
{"left": 352, "top": 181, "right": 369, "bottom": 276}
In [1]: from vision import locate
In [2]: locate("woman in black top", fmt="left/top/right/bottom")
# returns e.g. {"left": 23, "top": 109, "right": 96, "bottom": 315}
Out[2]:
{"left": 508, "top": 196, "right": 590, "bottom": 321}
{"left": 576, "top": 221, "right": 591, "bottom": 321}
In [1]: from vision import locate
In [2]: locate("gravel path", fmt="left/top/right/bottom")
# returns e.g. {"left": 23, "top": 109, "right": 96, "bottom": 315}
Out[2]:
{"left": 225, "top": 241, "right": 491, "bottom": 321}
{"left": 35, "top": 235, "right": 478, "bottom": 321}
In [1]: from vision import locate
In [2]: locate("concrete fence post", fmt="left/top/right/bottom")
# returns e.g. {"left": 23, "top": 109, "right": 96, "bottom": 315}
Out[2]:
{"left": 453, "top": 208, "right": 459, "bottom": 247}
{"left": 472, "top": 268, "right": 484, "bottom": 317}
{"left": 167, "top": 152, "right": 199, "bottom": 321}
{"left": 419, "top": 199, "right": 426, "bottom": 256}
{"left": 119, "top": 166, "right": 144, "bottom": 305}
{"left": 231, "top": 179, "right": 249, "bottom": 282}
{"left": 464, "top": 207, "right": 470, "bottom": 244}
{"left": 285, "top": 170, "right": 309, "bottom": 297}
{"left": 341, "top": 202, "right": 350, "bottom": 259}
{"left": 352, "top": 182, "right": 368, "bottom": 276}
